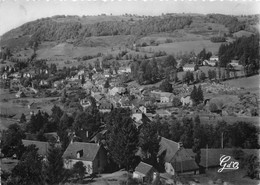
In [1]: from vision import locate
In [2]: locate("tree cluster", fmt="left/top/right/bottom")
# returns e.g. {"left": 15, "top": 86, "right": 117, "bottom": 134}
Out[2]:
{"left": 218, "top": 35, "right": 259, "bottom": 71}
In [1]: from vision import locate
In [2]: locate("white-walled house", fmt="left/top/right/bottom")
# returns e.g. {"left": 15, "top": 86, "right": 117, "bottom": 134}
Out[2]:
{"left": 133, "top": 162, "right": 157, "bottom": 183}
{"left": 183, "top": 64, "right": 196, "bottom": 72}
{"left": 63, "top": 142, "right": 107, "bottom": 174}
{"left": 181, "top": 95, "right": 193, "bottom": 107}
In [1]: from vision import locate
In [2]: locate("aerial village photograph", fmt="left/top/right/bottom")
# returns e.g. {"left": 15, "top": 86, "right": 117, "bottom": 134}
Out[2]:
{"left": 0, "top": 0, "right": 259, "bottom": 184}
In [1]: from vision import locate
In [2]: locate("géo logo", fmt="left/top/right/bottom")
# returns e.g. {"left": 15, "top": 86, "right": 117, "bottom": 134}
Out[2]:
{"left": 218, "top": 155, "right": 239, "bottom": 173}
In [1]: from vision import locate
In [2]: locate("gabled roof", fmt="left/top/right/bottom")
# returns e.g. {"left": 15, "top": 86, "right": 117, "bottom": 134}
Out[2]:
{"left": 183, "top": 64, "right": 196, "bottom": 68}
{"left": 62, "top": 142, "right": 101, "bottom": 161}
{"left": 99, "top": 101, "right": 113, "bottom": 109}
{"left": 22, "top": 139, "right": 50, "bottom": 156}
{"left": 135, "top": 162, "right": 154, "bottom": 175}
{"left": 158, "top": 137, "right": 179, "bottom": 162}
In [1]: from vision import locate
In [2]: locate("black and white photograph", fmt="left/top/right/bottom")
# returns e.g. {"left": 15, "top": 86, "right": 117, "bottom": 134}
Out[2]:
{"left": 0, "top": 0, "right": 259, "bottom": 184}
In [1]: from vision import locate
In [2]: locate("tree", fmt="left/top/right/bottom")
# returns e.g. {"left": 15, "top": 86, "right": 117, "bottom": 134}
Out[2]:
{"left": 104, "top": 79, "right": 110, "bottom": 89}
{"left": 197, "top": 85, "right": 204, "bottom": 103}
{"left": 107, "top": 109, "right": 139, "bottom": 170}
{"left": 209, "top": 102, "right": 218, "bottom": 112}
{"left": 159, "top": 79, "right": 173, "bottom": 92}
{"left": 72, "top": 161, "right": 86, "bottom": 181}
{"left": 139, "top": 122, "right": 161, "bottom": 169}
{"left": 180, "top": 117, "right": 194, "bottom": 148}
{"left": 20, "top": 113, "right": 26, "bottom": 123}
{"left": 190, "top": 85, "right": 198, "bottom": 105}
{"left": 192, "top": 138, "right": 201, "bottom": 167}
{"left": 43, "top": 145, "right": 67, "bottom": 184}
{"left": 243, "top": 154, "right": 259, "bottom": 179}
{"left": 1, "top": 124, "right": 25, "bottom": 159}
{"left": 81, "top": 75, "right": 85, "bottom": 85}
{"left": 9, "top": 145, "right": 43, "bottom": 185}
{"left": 172, "top": 97, "right": 182, "bottom": 107}
{"left": 199, "top": 71, "right": 206, "bottom": 81}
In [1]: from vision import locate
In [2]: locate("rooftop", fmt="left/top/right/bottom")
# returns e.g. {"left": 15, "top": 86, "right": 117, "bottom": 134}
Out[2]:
{"left": 62, "top": 142, "right": 101, "bottom": 161}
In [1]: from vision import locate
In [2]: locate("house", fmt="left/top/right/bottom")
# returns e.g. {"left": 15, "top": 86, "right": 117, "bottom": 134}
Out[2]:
{"left": 151, "top": 91, "right": 174, "bottom": 103}
{"left": 117, "top": 66, "right": 131, "bottom": 74}
{"left": 209, "top": 56, "right": 219, "bottom": 62}
{"left": 160, "top": 92, "right": 174, "bottom": 103}
{"left": 22, "top": 140, "right": 50, "bottom": 158}
{"left": 119, "top": 98, "right": 133, "bottom": 109}
{"left": 63, "top": 142, "right": 107, "bottom": 174}
{"left": 99, "top": 101, "right": 113, "bottom": 113}
{"left": 230, "top": 60, "right": 239, "bottom": 67}
{"left": 15, "top": 91, "right": 26, "bottom": 98}
{"left": 1, "top": 72, "right": 8, "bottom": 79}
{"left": 155, "top": 109, "right": 171, "bottom": 117}
{"left": 28, "top": 102, "right": 39, "bottom": 109}
{"left": 80, "top": 98, "right": 92, "bottom": 110}
{"left": 82, "top": 81, "right": 94, "bottom": 90}
{"left": 183, "top": 64, "right": 197, "bottom": 72}
{"left": 109, "top": 87, "right": 126, "bottom": 96}
{"left": 10, "top": 72, "right": 22, "bottom": 79}
{"left": 203, "top": 60, "right": 217, "bottom": 67}
{"left": 133, "top": 162, "right": 157, "bottom": 183}
{"left": 53, "top": 80, "right": 63, "bottom": 88}
{"left": 40, "top": 80, "right": 49, "bottom": 87}
{"left": 159, "top": 137, "right": 199, "bottom": 175}
{"left": 181, "top": 95, "right": 193, "bottom": 107}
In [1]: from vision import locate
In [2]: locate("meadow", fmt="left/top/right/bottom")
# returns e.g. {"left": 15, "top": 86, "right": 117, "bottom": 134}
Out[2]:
{"left": 143, "top": 40, "right": 224, "bottom": 56}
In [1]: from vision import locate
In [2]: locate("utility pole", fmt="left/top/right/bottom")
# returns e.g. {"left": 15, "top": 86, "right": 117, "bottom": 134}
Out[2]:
{"left": 221, "top": 132, "right": 224, "bottom": 149}
{"left": 206, "top": 144, "right": 208, "bottom": 171}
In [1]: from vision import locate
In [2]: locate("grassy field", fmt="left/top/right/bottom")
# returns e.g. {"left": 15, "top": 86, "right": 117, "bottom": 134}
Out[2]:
{"left": 143, "top": 39, "right": 223, "bottom": 55}
{"left": 0, "top": 89, "right": 60, "bottom": 130}
{"left": 223, "top": 75, "right": 260, "bottom": 91}
{"left": 181, "top": 168, "right": 259, "bottom": 185}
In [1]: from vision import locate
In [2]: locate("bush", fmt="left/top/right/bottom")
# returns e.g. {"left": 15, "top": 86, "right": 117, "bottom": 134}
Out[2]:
{"left": 172, "top": 97, "right": 182, "bottom": 107}
{"left": 209, "top": 102, "right": 218, "bottom": 112}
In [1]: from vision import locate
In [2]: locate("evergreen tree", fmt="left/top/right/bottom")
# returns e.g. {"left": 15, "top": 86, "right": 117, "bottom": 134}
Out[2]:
{"left": 1, "top": 124, "right": 25, "bottom": 159}
{"left": 190, "top": 85, "right": 198, "bottom": 105}
{"left": 81, "top": 75, "right": 85, "bottom": 85}
{"left": 108, "top": 111, "right": 139, "bottom": 171}
{"left": 159, "top": 79, "right": 173, "bottom": 92}
{"left": 197, "top": 85, "right": 204, "bottom": 104}
{"left": 43, "top": 145, "right": 67, "bottom": 185}
{"left": 199, "top": 71, "right": 206, "bottom": 81}
{"left": 9, "top": 145, "right": 43, "bottom": 185}
{"left": 139, "top": 122, "right": 161, "bottom": 169}
{"left": 180, "top": 117, "right": 194, "bottom": 148}
{"left": 20, "top": 113, "right": 26, "bottom": 123}
{"left": 104, "top": 79, "right": 110, "bottom": 89}
{"left": 192, "top": 138, "right": 201, "bottom": 167}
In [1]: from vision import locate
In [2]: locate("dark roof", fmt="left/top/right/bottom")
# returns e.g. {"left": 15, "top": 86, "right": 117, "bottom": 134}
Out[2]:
{"left": 22, "top": 139, "right": 50, "bottom": 156}
{"left": 173, "top": 159, "right": 199, "bottom": 172}
{"left": 62, "top": 142, "right": 101, "bottom": 161}
{"left": 158, "top": 137, "right": 180, "bottom": 162}
{"left": 159, "top": 137, "right": 199, "bottom": 172}
{"left": 99, "top": 102, "right": 113, "bottom": 109}
{"left": 135, "top": 162, "right": 154, "bottom": 175}
{"left": 172, "top": 149, "right": 199, "bottom": 172}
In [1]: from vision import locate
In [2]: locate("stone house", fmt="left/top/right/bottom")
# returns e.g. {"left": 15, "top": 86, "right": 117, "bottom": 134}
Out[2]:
{"left": 63, "top": 142, "right": 107, "bottom": 174}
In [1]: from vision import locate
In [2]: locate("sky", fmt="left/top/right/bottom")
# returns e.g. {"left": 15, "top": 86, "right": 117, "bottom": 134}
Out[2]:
{"left": 0, "top": 0, "right": 260, "bottom": 36}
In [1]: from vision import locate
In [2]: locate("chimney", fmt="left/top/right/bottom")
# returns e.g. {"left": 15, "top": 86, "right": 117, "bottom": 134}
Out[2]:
{"left": 178, "top": 142, "right": 183, "bottom": 149}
